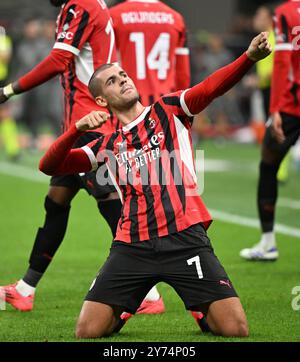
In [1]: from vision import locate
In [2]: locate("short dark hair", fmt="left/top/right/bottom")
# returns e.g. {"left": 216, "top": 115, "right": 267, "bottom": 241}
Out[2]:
{"left": 88, "top": 63, "right": 115, "bottom": 98}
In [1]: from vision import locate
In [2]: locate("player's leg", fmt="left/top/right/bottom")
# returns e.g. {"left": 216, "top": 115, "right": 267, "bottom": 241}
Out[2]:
{"left": 161, "top": 223, "right": 247, "bottom": 337}
{"left": 96, "top": 191, "right": 122, "bottom": 237}
{"left": 76, "top": 240, "right": 157, "bottom": 338}
{"left": 76, "top": 301, "right": 124, "bottom": 338}
{"left": 24, "top": 183, "right": 79, "bottom": 280}
{"left": 240, "top": 113, "right": 300, "bottom": 261}
{"left": 82, "top": 167, "right": 165, "bottom": 315}
{"left": 203, "top": 297, "right": 248, "bottom": 337}
{"left": 1, "top": 179, "right": 80, "bottom": 311}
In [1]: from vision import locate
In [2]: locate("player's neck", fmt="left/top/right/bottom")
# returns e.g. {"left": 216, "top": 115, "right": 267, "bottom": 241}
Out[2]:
{"left": 115, "top": 102, "right": 145, "bottom": 127}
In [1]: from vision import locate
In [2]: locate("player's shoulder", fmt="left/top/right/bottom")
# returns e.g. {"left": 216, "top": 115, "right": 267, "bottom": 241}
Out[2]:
{"left": 154, "top": 90, "right": 191, "bottom": 120}
{"left": 275, "top": 1, "right": 294, "bottom": 15}
{"left": 110, "top": 1, "right": 185, "bottom": 24}
{"left": 159, "top": 90, "right": 185, "bottom": 107}
{"left": 64, "top": 0, "right": 107, "bottom": 15}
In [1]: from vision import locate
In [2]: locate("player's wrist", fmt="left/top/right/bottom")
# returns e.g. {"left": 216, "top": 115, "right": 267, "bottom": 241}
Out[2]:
{"left": 75, "top": 121, "right": 86, "bottom": 133}
{"left": 245, "top": 50, "right": 258, "bottom": 63}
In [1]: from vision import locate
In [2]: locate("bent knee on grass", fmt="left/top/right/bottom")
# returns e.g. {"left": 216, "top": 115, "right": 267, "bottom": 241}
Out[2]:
{"left": 206, "top": 297, "right": 249, "bottom": 338}
{"left": 75, "top": 301, "right": 117, "bottom": 339}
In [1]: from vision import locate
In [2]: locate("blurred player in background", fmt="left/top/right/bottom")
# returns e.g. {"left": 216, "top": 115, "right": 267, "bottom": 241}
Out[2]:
{"left": 253, "top": 4, "right": 290, "bottom": 183}
{"left": 0, "top": 0, "right": 123, "bottom": 311}
{"left": 109, "top": 0, "right": 191, "bottom": 315}
{"left": 240, "top": 0, "right": 300, "bottom": 261}
{"left": 0, "top": 26, "right": 20, "bottom": 161}
{"left": 14, "top": 18, "right": 46, "bottom": 146}
{"left": 253, "top": 5, "right": 275, "bottom": 119}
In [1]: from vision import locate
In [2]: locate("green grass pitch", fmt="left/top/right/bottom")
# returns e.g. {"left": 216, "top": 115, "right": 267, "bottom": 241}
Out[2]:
{"left": 0, "top": 140, "right": 299, "bottom": 342}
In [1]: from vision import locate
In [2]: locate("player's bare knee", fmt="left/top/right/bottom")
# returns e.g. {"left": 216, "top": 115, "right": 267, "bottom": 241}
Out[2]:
{"left": 75, "top": 320, "right": 108, "bottom": 339}
{"left": 75, "top": 320, "right": 91, "bottom": 339}
{"left": 221, "top": 319, "right": 249, "bottom": 338}
{"left": 232, "top": 320, "right": 249, "bottom": 337}
{"left": 237, "top": 321, "right": 249, "bottom": 337}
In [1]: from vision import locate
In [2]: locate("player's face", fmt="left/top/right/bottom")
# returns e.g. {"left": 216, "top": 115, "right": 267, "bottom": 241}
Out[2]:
{"left": 97, "top": 65, "right": 139, "bottom": 111}
{"left": 253, "top": 7, "right": 272, "bottom": 32}
{"left": 49, "top": 0, "right": 66, "bottom": 7}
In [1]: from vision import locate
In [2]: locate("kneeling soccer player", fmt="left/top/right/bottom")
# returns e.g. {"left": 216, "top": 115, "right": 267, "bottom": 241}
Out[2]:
{"left": 38, "top": 32, "right": 271, "bottom": 338}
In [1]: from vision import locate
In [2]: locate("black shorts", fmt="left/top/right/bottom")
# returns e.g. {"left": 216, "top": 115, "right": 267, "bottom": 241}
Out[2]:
{"left": 85, "top": 223, "right": 238, "bottom": 314}
{"left": 50, "top": 131, "right": 116, "bottom": 199}
{"left": 264, "top": 112, "right": 300, "bottom": 157}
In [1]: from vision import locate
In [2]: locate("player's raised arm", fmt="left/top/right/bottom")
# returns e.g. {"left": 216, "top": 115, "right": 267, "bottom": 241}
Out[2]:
{"left": 182, "top": 32, "right": 272, "bottom": 116}
{"left": 0, "top": 47, "right": 74, "bottom": 104}
{"left": 0, "top": 3, "right": 96, "bottom": 104}
{"left": 39, "top": 111, "right": 109, "bottom": 176}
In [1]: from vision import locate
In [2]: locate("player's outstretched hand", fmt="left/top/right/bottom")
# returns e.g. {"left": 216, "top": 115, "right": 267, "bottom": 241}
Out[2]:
{"left": 0, "top": 88, "right": 9, "bottom": 104}
{"left": 76, "top": 111, "right": 110, "bottom": 132}
{"left": 246, "top": 32, "right": 272, "bottom": 62}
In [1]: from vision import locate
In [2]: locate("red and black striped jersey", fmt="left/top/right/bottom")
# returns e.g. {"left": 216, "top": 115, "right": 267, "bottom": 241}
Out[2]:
{"left": 54, "top": 0, "right": 118, "bottom": 131}
{"left": 39, "top": 52, "right": 254, "bottom": 243}
{"left": 110, "top": 0, "right": 190, "bottom": 106}
{"left": 83, "top": 91, "right": 212, "bottom": 243}
{"left": 270, "top": 0, "right": 300, "bottom": 116}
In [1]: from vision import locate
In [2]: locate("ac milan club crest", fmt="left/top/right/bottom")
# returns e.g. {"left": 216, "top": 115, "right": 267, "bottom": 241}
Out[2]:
{"left": 149, "top": 118, "right": 156, "bottom": 129}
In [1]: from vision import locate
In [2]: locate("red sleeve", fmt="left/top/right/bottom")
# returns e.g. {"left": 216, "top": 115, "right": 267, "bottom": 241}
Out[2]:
{"left": 175, "top": 53, "right": 191, "bottom": 90}
{"left": 53, "top": 3, "right": 95, "bottom": 56}
{"left": 270, "top": 7, "right": 292, "bottom": 114}
{"left": 39, "top": 125, "right": 92, "bottom": 176}
{"left": 18, "top": 49, "right": 73, "bottom": 92}
{"left": 182, "top": 52, "right": 254, "bottom": 115}
{"left": 175, "top": 19, "right": 191, "bottom": 90}
{"left": 270, "top": 51, "right": 291, "bottom": 113}
{"left": 18, "top": 2, "right": 95, "bottom": 93}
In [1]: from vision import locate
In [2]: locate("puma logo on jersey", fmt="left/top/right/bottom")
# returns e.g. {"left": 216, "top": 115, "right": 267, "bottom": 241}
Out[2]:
{"left": 69, "top": 9, "right": 80, "bottom": 18}
{"left": 219, "top": 280, "right": 232, "bottom": 288}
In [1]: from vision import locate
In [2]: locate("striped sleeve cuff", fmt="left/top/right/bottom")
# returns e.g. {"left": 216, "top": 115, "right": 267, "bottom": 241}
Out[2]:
{"left": 81, "top": 146, "right": 98, "bottom": 171}
{"left": 180, "top": 89, "right": 194, "bottom": 117}
{"left": 175, "top": 47, "right": 190, "bottom": 55}
{"left": 275, "top": 43, "right": 293, "bottom": 51}
{"left": 53, "top": 42, "right": 80, "bottom": 56}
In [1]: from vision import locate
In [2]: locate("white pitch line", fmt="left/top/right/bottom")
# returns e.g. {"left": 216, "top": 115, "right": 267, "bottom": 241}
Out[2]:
{"left": 195, "top": 158, "right": 257, "bottom": 173}
{"left": 0, "top": 161, "right": 48, "bottom": 183}
{"left": 278, "top": 197, "right": 300, "bottom": 210}
{"left": 1, "top": 161, "right": 299, "bottom": 238}
{"left": 210, "top": 209, "right": 300, "bottom": 239}
{"left": 196, "top": 159, "right": 233, "bottom": 172}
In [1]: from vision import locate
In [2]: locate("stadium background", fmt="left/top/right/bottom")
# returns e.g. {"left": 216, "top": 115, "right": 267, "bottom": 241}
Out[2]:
{"left": 0, "top": 0, "right": 299, "bottom": 342}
